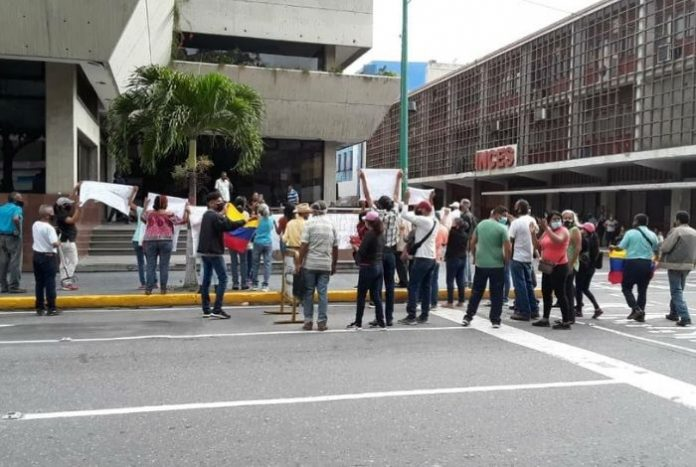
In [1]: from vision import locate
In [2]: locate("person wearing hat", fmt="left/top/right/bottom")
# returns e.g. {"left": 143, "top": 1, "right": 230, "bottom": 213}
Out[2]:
{"left": 54, "top": 184, "right": 81, "bottom": 291}
{"left": 348, "top": 210, "right": 386, "bottom": 329}
{"left": 449, "top": 201, "right": 461, "bottom": 220}
{"left": 399, "top": 192, "right": 439, "bottom": 325}
{"left": 575, "top": 222, "right": 603, "bottom": 319}
{"left": 297, "top": 200, "right": 338, "bottom": 331}
{"left": 284, "top": 203, "right": 311, "bottom": 251}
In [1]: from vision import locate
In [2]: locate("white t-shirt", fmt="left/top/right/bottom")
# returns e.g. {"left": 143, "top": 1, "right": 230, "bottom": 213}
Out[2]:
{"left": 32, "top": 221, "right": 58, "bottom": 253}
{"left": 509, "top": 214, "right": 538, "bottom": 263}
{"left": 215, "top": 178, "right": 231, "bottom": 202}
{"left": 401, "top": 210, "right": 438, "bottom": 260}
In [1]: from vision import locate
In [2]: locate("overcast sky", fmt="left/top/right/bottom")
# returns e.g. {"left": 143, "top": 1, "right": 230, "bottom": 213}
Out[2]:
{"left": 346, "top": 0, "right": 606, "bottom": 73}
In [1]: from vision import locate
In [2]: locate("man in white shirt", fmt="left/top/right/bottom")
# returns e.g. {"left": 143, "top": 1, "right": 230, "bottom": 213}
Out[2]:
{"left": 399, "top": 194, "right": 439, "bottom": 325}
{"left": 508, "top": 199, "right": 539, "bottom": 321}
{"left": 214, "top": 171, "right": 232, "bottom": 202}
{"left": 32, "top": 205, "right": 61, "bottom": 316}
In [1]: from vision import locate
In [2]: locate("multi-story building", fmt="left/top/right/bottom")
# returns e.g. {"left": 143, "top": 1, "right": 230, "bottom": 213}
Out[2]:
{"left": 367, "top": 0, "right": 696, "bottom": 230}
{"left": 0, "top": 0, "right": 398, "bottom": 205}
{"left": 360, "top": 60, "right": 461, "bottom": 92}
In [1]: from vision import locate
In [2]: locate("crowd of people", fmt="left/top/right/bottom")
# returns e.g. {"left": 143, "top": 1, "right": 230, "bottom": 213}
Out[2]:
{"left": 2, "top": 169, "right": 695, "bottom": 330}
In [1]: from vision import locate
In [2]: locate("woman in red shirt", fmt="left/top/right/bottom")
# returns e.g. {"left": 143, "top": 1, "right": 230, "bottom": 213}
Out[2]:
{"left": 531, "top": 211, "right": 572, "bottom": 329}
{"left": 142, "top": 195, "right": 189, "bottom": 295}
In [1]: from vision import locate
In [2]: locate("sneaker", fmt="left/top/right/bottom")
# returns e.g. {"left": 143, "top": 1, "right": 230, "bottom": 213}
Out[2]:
{"left": 461, "top": 316, "right": 472, "bottom": 327}
{"left": 241, "top": 286, "right": 250, "bottom": 290}
{"left": 368, "top": 321, "right": 386, "bottom": 329}
{"left": 36, "top": 309, "right": 45, "bottom": 316}
{"left": 250, "top": 286, "right": 259, "bottom": 291}
{"left": 46, "top": 310, "right": 62, "bottom": 316}
{"left": 510, "top": 313, "right": 530, "bottom": 321}
{"left": 552, "top": 322, "right": 572, "bottom": 330}
{"left": 575, "top": 308, "right": 584, "bottom": 318}
{"left": 416, "top": 315, "right": 429, "bottom": 324}
{"left": 261, "top": 287, "right": 270, "bottom": 292}
{"left": 368, "top": 301, "right": 375, "bottom": 308}
{"left": 232, "top": 285, "right": 240, "bottom": 291}
{"left": 346, "top": 322, "right": 362, "bottom": 330}
{"left": 61, "top": 285, "right": 75, "bottom": 291}
{"left": 626, "top": 310, "right": 638, "bottom": 320}
{"left": 666, "top": 314, "right": 679, "bottom": 322}
{"left": 532, "top": 318, "right": 550, "bottom": 327}
{"left": 302, "top": 321, "right": 313, "bottom": 331}
{"left": 317, "top": 321, "right": 328, "bottom": 331}
{"left": 676, "top": 320, "right": 692, "bottom": 327}
{"left": 633, "top": 311, "right": 646, "bottom": 323}
{"left": 592, "top": 308, "right": 604, "bottom": 319}
{"left": 398, "top": 317, "right": 417, "bottom": 325}
{"left": 202, "top": 311, "right": 211, "bottom": 318}
{"left": 210, "top": 310, "right": 231, "bottom": 319}
{"left": 430, "top": 304, "right": 439, "bottom": 312}
{"left": 491, "top": 323, "right": 501, "bottom": 329}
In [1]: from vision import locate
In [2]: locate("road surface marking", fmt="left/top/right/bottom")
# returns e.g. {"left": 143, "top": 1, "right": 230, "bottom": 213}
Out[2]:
{"left": 0, "top": 324, "right": 14, "bottom": 328}
{"left": 11, "top": 380, "right": 619, "bottom": 421}
{"left": 0, "top": 326, "right": 470, "bottom": 345}
{"left": 433, "top": 308, "right": 696, "bottom": 410}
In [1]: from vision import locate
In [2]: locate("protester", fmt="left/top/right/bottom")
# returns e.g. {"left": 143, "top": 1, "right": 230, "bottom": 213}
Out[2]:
{"left": 298, "top": 200, "right": 338, "bottom": 331}
{"left": 284, "top": 203, "right": 310, "bottom": 250}
{"left": 361, "top": 169, "right": 401, "bottom": 327}
{"left": 531, "top": 211, "right": 573, "bottom": 329}
{"left": 427, "top": 220, "right": 449, "bottom": 311}
{"left": 32, "top": 205, "right": 60, "bottom": 316}
{"left": 142, "top": 195, "right": 189, "bottom": 295}
{"left": 660, "top": 211, "right": 696, "bottom": 327}
{"left": 460, "top": 198, "right": 477, "bottom": 287}
{"left": 395, "top": 216, "right": 410, "bottom": 287}
{"left": 0, "top": 192, "right": 25, "bottom": 293}
{"left": 276, "top": 203, "right": 296, "bottom": 254}
{"left": 214, "top": 171, "right": 232, "bottom": 202}
{"left": 287, "top": 184, "right": 299, "bottom": 206}
{"left": 399, "top": 194, "right": 438, "bottom": 325}
{"left": 445, "top": 217, "right": 468, "bottom": 307}
{"left": 615, "top": 213, "right": 659, "bottom": 322}
{"left": 500, "top": 212, "right": 513, "bottom": 307}
{"left": 230, "top": 196, "right": 250, "bottom": 290}
{"left": 575, "top": 222, "right": 603, "bottom": 319}
{"left": 128, "top": 188, "right": 155, "bottom": 290}
{"left": 348, "top": 211, "right": 386, "bottom": 329}
{"left": 449, "top": 201, "right": 461, "bottom": 220}
{"left": 604, "top": 215, "right": 619, "bottom": 245}
{"left": 55, "top": 184, "right": 81, "bottom": 291}
{"left": 198, "top": 191, "right": 245, "bottom": 319}
{"left": 250, "top": 203, "right": 273, "bottom": 291}
{"left": 509, "top": 199, "right": 539, "bottom": 321}
{"left": 461, "top": 206, "right": 511, "bottom": 329}
{"left": 562, "top": 210, "right": 582, "bottom": 318}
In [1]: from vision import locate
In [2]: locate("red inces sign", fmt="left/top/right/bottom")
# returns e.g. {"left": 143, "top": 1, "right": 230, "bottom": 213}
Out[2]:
{"left": 474, "top": 144, "right": 517, "bottom": 171}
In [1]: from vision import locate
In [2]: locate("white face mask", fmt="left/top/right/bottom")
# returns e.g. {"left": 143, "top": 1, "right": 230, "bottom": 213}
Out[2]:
{"left": 550, "top": 220, "right": 562, "bottom": 230}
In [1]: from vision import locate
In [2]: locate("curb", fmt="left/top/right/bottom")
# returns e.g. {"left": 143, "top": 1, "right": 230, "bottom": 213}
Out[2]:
{"left": 0, "top": 289, "right": 542, "bottom": 311}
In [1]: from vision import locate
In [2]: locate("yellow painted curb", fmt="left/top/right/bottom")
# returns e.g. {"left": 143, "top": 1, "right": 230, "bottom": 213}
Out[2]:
{"left": 0, "top": 289, "right": 542, "bottom": 311}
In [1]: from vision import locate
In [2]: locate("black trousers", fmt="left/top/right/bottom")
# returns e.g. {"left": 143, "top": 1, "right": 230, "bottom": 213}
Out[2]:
{"left": 33, "top": 252, "right": 57, "bottom": 311}
{"left": 395, "top": 250, "right": 409, "bottom": 286}
{"left": 542, "top": 263, "right": 572, "bottom": 322}
{"left": 622, "top": 259, "right": 652, "bottom": 312}
{"left": 575, "top": 265, "right": 600, "bottom": 310}
{"left": 565, "top": 269, "right": 576, "bottom": 312}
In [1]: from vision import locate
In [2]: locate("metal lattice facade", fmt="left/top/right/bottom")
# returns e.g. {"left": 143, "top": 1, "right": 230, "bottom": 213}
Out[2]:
{"left": 367, "top": 0, "right": 696, "bottom": 181}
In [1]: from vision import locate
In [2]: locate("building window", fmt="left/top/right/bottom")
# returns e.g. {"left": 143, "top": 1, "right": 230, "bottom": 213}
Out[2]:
{"left": 337, "top": 149, "right": 353, "bottom": 183}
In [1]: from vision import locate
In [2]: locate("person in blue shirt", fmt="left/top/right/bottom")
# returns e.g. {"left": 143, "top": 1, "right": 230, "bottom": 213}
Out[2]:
{"left": 250, "top": 203, "right": 273, "bottom": 291}
{"left": 616, "top": 213, "right": 659, "bottom": 322}
{"left": 287, "top": 185, "right": 299, "bottom": 206}
{"left": 0, "top": 192, "right": 25, "bottom": 293}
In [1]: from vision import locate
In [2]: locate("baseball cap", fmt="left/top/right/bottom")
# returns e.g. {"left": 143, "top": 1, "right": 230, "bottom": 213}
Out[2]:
{"left": 56, "top": 197, "right": 75, "bottom": 206}
{"left": 582, "top": 222, "right": 596, "bottom": 233}
{"left": 364, "top": 211, "right": 379, "bottom": 222}
{"left": 416, "top": 201, "right": 432, "bottom": 214}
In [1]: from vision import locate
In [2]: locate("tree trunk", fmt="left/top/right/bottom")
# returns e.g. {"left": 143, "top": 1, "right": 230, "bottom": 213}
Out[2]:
{"left": 183, "top": 138, "right": 199, "bottom": 289}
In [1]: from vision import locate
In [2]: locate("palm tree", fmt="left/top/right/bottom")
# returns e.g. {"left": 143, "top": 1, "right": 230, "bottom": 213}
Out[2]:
{"left": 107, "top": 65, "right": 264, "bottom": 287}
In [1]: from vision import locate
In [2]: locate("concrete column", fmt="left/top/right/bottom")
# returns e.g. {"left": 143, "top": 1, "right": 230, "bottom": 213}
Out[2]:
{"left": 45, "top": 63, "right": 77, "bottom": 194}
{"left": 670, "top": 189, "right": 691, "bottom": 223}
{"left": 324, "top": 45, "right": 337, "bottom": 71}
{"left": 323, "top": 141, "right": 337, "bottom": 204}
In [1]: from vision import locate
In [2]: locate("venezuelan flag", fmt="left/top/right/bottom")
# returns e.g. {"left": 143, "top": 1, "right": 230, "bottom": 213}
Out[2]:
{"left": 608, "top": 249, "right": 626, "bottom": 284}
{"left": 223, "top": 204, "right": 259, "bottom": 253}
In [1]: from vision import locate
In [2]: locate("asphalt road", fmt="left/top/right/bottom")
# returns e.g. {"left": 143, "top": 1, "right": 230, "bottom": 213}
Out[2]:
{"left": 1, "top": 270, "right": 695, "bottom": 466}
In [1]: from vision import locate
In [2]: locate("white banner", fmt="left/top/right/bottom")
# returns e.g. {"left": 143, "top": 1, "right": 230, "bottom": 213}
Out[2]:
{"left": 361, "top": 169, "right": 400, "bottom": 202}
{"left": 408, "top": 187, "right": 434, "bottom": 206}
{"left": 189, "top": 206, "right": 207, "bottom": 256}
{"left": 79, "top": 181, "right": 134, "bottom": 216}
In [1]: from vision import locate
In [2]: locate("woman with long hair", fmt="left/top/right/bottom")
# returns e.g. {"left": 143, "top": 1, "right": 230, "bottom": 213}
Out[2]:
{"left": 575, "top": 222, "right": 603, "bottom": 319}
{"left": 142, "top": 195, "right": 189, "bottom": 295}
{"left": 531, "top": 211, "right": 573, "bottom": 329}
{"left": 348, "top": 211, "right": 386, "bottom": 329}
{"left": 562, "top": 209, "right": 582, "bottom": 320}
{"left": 250, "top": 203, "right": 273, "bottom": 291}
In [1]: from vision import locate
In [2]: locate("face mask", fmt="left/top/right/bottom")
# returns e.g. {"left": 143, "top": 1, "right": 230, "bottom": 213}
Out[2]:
{"left": 498, "top": 217, "right": 508, "bottom": 225}
{"left": 14, "top": 200, "right": 24, "bottom": 208}
{"left": 215, "top": 203, "right": 225, "bottom": 212}
{"left": 551, "top": 221, "right": 562, "bottom": 230}
{"left": 563, "top": 220, "right": 573, "bottom": 228}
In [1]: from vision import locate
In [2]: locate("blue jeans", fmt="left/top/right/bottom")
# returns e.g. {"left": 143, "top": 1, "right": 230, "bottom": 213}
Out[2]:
{"left": 382, "top": 248, "right": 396, "bottom": 323}
{"left": 668, "top": 269, "right": 692, "bottom": 323}
{"left": 201, "top": 256, "right": 228, "bottom": 312}
{"left": 355, "top": 264, "right": 384, "bottom": 326}
{"left": 251, "top": 243, "right": 273, "bottom": 287}
{"left": 407, "top": 257, "right": 436, "bottom": 319}
{"left": 465, "top": 266, "right": 505, "bottom": 324}
{"left": 144, "top": 240, "right": 172, "bottom": 292}
{"left": 303, "top": 270, "right": 331, "bottom": 323}
{"left": 230, "top": 250, "right": 247, "bottom": 288}
{"left": 510, "top": 260, "right": 538, "bottom": 317}
{"left": 133, "top": 241, "right": 153, "bottom": 286}
{"left": 446, "top": 256, "right": 466, "bottom": 304}
{"left": 421, "top": 263, "right": 440, "bottom": 307}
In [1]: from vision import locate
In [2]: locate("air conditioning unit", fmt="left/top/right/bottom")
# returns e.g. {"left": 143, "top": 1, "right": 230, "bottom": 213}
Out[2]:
{"left": 658, "top": 43, "right": 672, "bottom": 62}
{"left": 534, "top": 108, "right": 548, "bottom": 121}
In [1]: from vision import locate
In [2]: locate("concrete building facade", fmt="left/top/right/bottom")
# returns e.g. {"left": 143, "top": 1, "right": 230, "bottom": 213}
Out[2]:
{"left": 367, "top": 0, "right": 696, "bottom": 231}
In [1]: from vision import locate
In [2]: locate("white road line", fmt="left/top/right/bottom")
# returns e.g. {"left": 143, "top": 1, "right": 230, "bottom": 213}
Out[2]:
{"left": 433, "top": 308, "right": 696, "bottom": 410}
{"left": 13, "top": 380, "right": 620, "bottom": 421}
{"left": 0, "top": 326, "right": 469, "bottom": 345}
{"left": 0, "top": 324, "right": 15, "bottom": 328}
{"left": 586, "top": 324, "right": 696, "bottom": 354}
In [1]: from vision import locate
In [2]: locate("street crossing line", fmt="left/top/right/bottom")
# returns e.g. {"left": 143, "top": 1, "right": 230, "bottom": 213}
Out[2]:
{"left": 10, "top": 379, "right": 620, "bottom": 421}
{"left": 433, "top": 308, "right": 696, "bottom": 411}
{"left": 0, "top": 326, "right": 470, "bottom": 345}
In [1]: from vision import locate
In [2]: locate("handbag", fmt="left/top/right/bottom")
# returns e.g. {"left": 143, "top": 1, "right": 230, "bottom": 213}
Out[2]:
{"left": 538, "top": 259, "right": 555, "bottom": 274}
{"left": 406, "top": 220, "right": 437, "bottom": 256}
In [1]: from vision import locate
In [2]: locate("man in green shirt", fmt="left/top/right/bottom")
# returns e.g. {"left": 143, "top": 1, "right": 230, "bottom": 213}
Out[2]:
{"left": 462, "top": 206, "right": 512, "bottom": 328}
